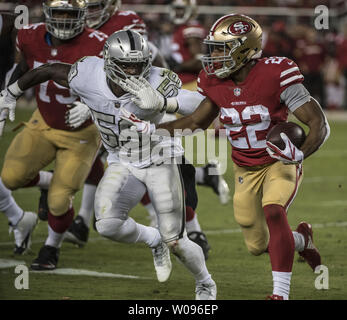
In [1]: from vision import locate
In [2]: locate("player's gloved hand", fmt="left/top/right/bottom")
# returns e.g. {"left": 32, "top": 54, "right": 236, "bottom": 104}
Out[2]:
{"left": 0, "top": 82, "right": 23, "bottom": 122}
{"left": 266, "top": 132, "right": 304, "bottom": 165}
{"left": 65, "top": 101, "right": 91, "bottom": 128}
{"left": 118, "top": 107, "right": 155, "bottom": 135}
{"left": 124, "top": 76, "right": 166, "bottom": 112}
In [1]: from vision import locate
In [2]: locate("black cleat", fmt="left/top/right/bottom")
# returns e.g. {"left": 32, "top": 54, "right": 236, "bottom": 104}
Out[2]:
{"left": 38, "top": 189, "right": 49, "bottom": 221}
{"left": 188, "top": 231, "right": 211, "bottom": 260}
{"left": 64, "top": 216, "right": 89, "bottom": 247}
{"left": 31, "top": 245, "right": 59, "bottom": 270}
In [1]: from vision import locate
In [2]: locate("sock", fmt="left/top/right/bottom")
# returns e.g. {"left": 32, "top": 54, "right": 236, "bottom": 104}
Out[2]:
{"left": 264, "top": 204, "right": 295, "bottom": 272}
{"left": 172, "top": 234, "right": 211, "bottom": 283}
{"left": 78, "top": 184, "right": 97, "bottom": 227}
{"left": 195, "top": 167, "right": 205, "bottom": 184}
{"left": 96, "top": 217, "right": 161, "bottom": 248}
{"left": 272, "top": 271, "right": 292, "bottom": 300}
{"left": 0, "top": 178, "right": 23, "bottom": 225}
{"left": 292, "top": 231, "right": 305, "bottom": 252}
{"left": 186, "top": 210, "right": 202, "bottom": 233}
{"left": 48, "top": 208, "right": 74, "bottom": 234}
{"left": 45, "top": 225, "right": 65, "bottom": 248}
{"left": 36, "top": 171, "right": 53, "bottom": 189}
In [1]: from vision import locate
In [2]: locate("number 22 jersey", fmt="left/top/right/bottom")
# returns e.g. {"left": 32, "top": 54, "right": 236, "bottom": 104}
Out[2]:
{"left": 197, "top": 56, "right": 305, "bottom": 167}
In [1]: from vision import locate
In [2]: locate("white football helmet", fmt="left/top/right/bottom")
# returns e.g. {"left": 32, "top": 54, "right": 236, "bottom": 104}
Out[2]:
{"left": 103, "top": 30, "right": 152, "bottom": 86}
{"left": 169, "top": 0, "right": 197, "bottom": 25}
{"left": 43, "top": 0, "right": 87, "bottom": 40}
{"left": 85, "top": 0, "right": 121, "bottom": 29}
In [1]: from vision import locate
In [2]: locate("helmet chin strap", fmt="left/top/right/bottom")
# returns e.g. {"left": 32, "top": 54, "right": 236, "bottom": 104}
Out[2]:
{"left": 215, "top": 66, "right": 232, "bottom": 79}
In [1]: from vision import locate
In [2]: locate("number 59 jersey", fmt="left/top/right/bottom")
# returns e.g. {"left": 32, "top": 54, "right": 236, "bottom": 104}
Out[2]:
{"left": 197, "top": 56, "right": 305, "bottom": 167}
{"left": 69, "top": 56, "right": 184, "bottom": 168}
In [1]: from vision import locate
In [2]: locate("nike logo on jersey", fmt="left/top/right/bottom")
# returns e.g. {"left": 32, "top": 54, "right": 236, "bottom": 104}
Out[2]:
{"left": 287, "top": 61, "right": 294, "bottom": 65}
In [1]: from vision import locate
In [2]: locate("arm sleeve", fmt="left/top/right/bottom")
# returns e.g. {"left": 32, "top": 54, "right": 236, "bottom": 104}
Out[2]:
{"left": 176, "top": 89, "right": 205, "bottom": 115}
{"left": 280, "top": 83, "right": 311, "bottom": 113}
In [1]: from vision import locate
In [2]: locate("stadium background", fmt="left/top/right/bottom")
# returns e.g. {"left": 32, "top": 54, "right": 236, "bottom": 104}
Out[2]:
{"left": 0, "top": 0, "right": 346, "bottom": 301}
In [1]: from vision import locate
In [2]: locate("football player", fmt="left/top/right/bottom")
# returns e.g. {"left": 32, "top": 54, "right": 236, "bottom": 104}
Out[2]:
{"left": 63, "top": 0, "right": 213, "bottom": 260}
{"left": 118, "top": 14, "right": 330, "bottom": 300}
{"left": 0, "top": 0, "right": 108, "bottom": 269}
{"left": 0, "top": 30, "right": 217, "bottom": 300}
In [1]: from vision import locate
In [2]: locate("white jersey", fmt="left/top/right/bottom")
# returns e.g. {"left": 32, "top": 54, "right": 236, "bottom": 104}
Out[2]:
{"left": 69, "top": 56, "right": 184, "bottom": 168}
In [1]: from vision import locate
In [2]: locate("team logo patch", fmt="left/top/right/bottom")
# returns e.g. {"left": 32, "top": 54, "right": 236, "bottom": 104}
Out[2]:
{"left": 114, "top": 102, "right": 120, "bottom": 109}
{"left": 238, "top": 176, "right": 243, "bottom": 184}
{"left": 234, "top": 88, "right": 241, "bottom": 96}
{"left": 51, "top": 48, "right": 58, "bottom": 57}
{"left": 228, "top": 21, "right": 252, "bottom": 35}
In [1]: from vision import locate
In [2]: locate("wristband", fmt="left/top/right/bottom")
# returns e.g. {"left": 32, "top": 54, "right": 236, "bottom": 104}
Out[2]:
{"left": 165, "top": 97, "right": 179, "bottom": 113}
{"left": 7, "top": 81, "right": 23, "bottom": 99}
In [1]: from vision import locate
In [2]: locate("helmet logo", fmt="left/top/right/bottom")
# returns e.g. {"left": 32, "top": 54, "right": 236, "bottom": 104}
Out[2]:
{"left": 228, "top": 21, "right": 252, "bottom": 35}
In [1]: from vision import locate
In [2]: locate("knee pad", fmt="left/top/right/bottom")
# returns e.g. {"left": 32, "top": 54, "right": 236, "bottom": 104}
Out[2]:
{"left": 246, "top": 241, "right": 268, "bottom": 256}
{"left": 1, "top": 166, "right": 25, "bottom": 190}
{"left": 96, "top": 217, "right": 126, "bottom": 239}
{"left": 48, "top": 190, "right": 73, "bottom": 216}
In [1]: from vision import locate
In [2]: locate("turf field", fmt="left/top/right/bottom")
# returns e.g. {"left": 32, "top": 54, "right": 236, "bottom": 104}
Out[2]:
{"left": 0, "top": 105, "right": 346, "bottom": 300}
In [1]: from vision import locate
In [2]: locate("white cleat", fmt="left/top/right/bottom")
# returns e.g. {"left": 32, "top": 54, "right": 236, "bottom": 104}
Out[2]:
{"left": 195, "top": 279, "right": 217, "bottom": 300}
{"left": 152, "top": 242, "right": 172, "bottom": 282}
{"left": 206, "top": 160, "right": 230, "bottom": 205}
{"left": 9, "top": 211, "right": 38, "bottom": 255}
{"left": 218, "top": 176, "right": 231, "bottom": 205}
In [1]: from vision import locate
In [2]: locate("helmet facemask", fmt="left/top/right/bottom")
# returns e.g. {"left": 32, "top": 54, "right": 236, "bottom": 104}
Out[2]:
{"left": 103, "top": 30, "right": 152, "bottom": 87}
{"left": 43, "top": 2, "right": 87, "bottom": 40}
{"left": 86, "top": 0, "right": 121, "bottom": 28}
{"left": 169, "top": 0, "right": 196, "bottom": 25}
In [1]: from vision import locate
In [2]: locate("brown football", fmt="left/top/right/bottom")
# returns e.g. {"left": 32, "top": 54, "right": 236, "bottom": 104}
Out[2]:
{"left": 266, "top": 122, "right": 306, "bottom": 149}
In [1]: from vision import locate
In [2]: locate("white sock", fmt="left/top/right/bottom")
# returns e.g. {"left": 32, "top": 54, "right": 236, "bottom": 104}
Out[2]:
{"left": 37, "top": 171, "right": 53, "bottom": 189}
{"left": 272, "top": 271, "right": 292, "bottom": 300}
{"left": 186, "top": 214, "right": 202, "bottom": 233}
{"left": 195, "top": 167, "right": 205, "bottom": 184}
{"left": 292, "top": 231, "right": 305, "bottom": 252}
{"left": 45, "top": 225, "right": 65, "bottom": 248}
{"left": 0, "top": 178, "right": 24, "bottom": 225}
{"left": 78, "top": 184, "right": 97, "bottom": 227}
{"left": 173, "top": 234, "right": 211, "bottom": 283}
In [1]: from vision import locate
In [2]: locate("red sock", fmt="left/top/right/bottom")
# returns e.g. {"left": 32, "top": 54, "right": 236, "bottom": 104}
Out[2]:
{"left": 140, "top": 192, "right": 151, "bottom": 206}
{"left": 264, "top": 204, "right": 294, "bottom": 272}
{"left": 185, "top": 206, "right": 195, "bottom": 222}
{"left": 48, "top": 207, "right": 74, "bottom": 233}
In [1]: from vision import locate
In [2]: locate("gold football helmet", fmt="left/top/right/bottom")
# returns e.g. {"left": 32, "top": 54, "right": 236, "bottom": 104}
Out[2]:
{"left": 43, "top": 0, "right": 87, "bottom": 40}
{"left": 85, "top": 0, "right": 121, "bottom": 28}
{"left": 169, "top": 0, "right": 197, "bottom": 25}
{"left": 201, "top": 14, "right": 262, "bottom": 78}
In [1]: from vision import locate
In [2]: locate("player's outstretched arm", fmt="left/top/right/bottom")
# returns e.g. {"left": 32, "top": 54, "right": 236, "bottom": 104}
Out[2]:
{"left": 18, "top": 62, "right": 71, "bottom": 90}
{"left": 293, "top": 98, "right": 330, "bottom": 159}
{"left": 157, "top": 96, "right": 219, "bottom": 135}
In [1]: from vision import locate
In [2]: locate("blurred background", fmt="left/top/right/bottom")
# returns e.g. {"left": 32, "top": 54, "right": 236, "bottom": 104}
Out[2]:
{"left": 1, "top": 0, "right": 347, "bottom": 110}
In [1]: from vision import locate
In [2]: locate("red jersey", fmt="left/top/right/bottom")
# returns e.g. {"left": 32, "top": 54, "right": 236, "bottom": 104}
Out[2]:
{"left": 97, "top": 10, "right": 146, "bottom": 36}
{"left": 16, "top": 23, "right": 107, "bottom": 130}
{"left": 171, "top": 21, "right": 206, "bottom": 84}
{"left": 197, "top": 56, "right": 304, "bottom": 167}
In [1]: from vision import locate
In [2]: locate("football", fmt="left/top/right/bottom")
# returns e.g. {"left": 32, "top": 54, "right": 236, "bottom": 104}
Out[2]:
{"left": 266, "top": 122, "right": 306, "bottom": 149}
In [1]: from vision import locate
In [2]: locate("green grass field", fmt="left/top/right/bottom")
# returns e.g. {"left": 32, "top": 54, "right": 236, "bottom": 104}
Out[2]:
{"left": 0, "top": 106, "right": 346, "bottom": 300}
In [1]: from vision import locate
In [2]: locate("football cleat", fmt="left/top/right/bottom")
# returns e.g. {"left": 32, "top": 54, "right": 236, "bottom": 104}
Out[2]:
{"left": 296, "top": 222, "right": 321, "bottom": 271}
{"left": 195, "top": 279, "right": 217, "bottom": 300}
{"left": 188, "top": 231, "right": 211, "bottom": 260}
{"left": 199, "top": 160, "right": 230, "bottom": 205}
{"left": 38, "top": 188, "right": 49, "bottom": 221}
{"left": 9, "top": 211, "right": 38, "bottom": 255}
{"left": 31, "top": 245, "right": 59, "bottom": 271}
{"left": 152, "top": 242, "right": 172, "bottom": 282}
{"left": 64, "top": 216, "right": 89, "bottom": 247}
{"left": 266, "top": 294, "right": 284, "bottom": 300}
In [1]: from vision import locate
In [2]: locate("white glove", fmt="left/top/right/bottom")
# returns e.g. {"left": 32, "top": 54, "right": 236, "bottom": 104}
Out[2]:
{"left": 0, "top": 84, "right": 21, "bottom": 122}
{"left": 266, "top": 132, "right": 304, "bottom": 165}
{"left": 65, "top": 101, "right": 91, "bottom": 128}
{"left": 124, "top": 76, "right": 166, "bottom": 112}
{"left": 118, "top": 107, "right": 155, "bottom": 135}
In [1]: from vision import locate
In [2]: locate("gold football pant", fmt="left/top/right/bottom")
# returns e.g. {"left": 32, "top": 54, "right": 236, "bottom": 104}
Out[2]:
{"left": 233, "top": 161, "right": 303, "bottom": 255}
{"left": 1, "top": 110, "right": 100, "bottom": 216}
